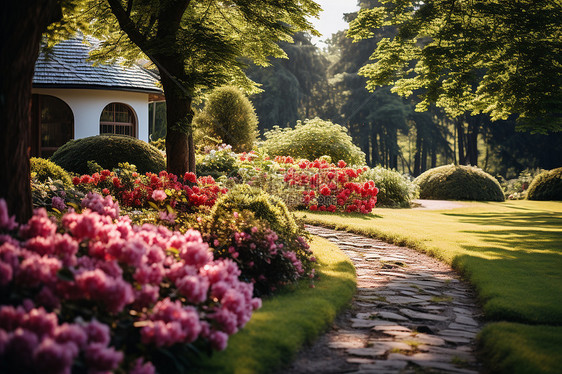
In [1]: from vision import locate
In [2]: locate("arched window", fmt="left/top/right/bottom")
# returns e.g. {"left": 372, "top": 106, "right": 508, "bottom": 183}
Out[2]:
{"left": 31, "top": 94, "right": 74, "bottom": 157}
{"left": 100, "top": 103, "right": 137, "bottom": 137}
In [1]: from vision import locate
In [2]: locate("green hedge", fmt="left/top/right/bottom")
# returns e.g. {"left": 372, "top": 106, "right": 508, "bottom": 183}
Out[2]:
{"left": 50, "top": 135, "right": 166, "bottom": 175}
{"left": 526, "top": 167, "right": 562, "bottom": 201}
{"left": 414, "top": 164, "right": 505, "bottom": 201}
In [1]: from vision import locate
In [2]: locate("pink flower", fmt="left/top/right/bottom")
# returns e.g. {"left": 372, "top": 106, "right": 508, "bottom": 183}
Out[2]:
{"left": 151, "top": 190, "right": 167, "bottom": 202}
{"left": 84, "top": 343, "right": 123, "bottom": 371}
{"left": 33, "top": 338, "right": 77, "bottom": 374}
{"left": 129, "top": 358, "right": 156, "bottom": 374}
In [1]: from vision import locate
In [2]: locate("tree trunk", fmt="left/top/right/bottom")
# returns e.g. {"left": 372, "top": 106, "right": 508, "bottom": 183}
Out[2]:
{"left": 467, "top": 115, "right": 480, "bottom": 166}
{"left": 457, "top": 119, "right": 467, "bottom": 165}
{"left": 413, "top": 130, "right": 422, "bottom": 176}
{"left": 0, "top": 0, "right": 61, "bottom": 223}
{"left": 159, "top": 70, "right": 195, "bottom": 176}
{"left": 370, "top": 126, "right": 379, "bottom": 166}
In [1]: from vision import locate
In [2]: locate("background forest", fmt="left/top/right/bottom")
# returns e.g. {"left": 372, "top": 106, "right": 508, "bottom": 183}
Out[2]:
{"left": 149, "top": 0, "right": 562, "bottom": 181}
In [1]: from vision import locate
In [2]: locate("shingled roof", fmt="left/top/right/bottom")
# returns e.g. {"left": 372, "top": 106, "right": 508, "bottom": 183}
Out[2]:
{"left": 33, "top": 37, "right": 162, "bottom": 94}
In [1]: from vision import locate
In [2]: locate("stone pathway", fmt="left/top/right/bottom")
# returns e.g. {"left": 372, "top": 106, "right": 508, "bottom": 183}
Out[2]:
{"left": 286, "top": 225, "right": 483, "bottom": 374}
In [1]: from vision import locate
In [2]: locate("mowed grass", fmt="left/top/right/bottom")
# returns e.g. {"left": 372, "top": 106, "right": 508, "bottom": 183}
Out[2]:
{"left": 193, "top": 236, "right": 356, "bottom": 374}
{"left": 296, "top": 200, "right": 562, "bottom": 374}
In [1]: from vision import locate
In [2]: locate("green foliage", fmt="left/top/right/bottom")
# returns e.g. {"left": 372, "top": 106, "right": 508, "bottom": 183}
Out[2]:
{"left": 50, "top": 135, "right": 166, "bottom": 175}
{"left": 526, "top": 167, "right": 562, "bottom": 201}
{"left": 360, "top": 166, "right": 418, "bottom": 207}
{"left": 347, "top": 0, "right": 562, "bottom": 132}
{"left": 247, "top": 32, "right": 331, "bottom": 131}
{"left": 210, "top": 184, "right": 299, "bottom": 238}
{"left": 195, "top": 145, "right": 239, "bottom": 179}
{"left": 414, "top": 164, "right": 505, "bottom": 201}
{"left": 194, "top": 86, "right": 258, "bottom": 152}
{"left": 149, "top": 138, "right": 166, "bottom": 152}
{"left": 30, "top": 157, "right": 72, "bottom": 186}
{"left": 499, "top": 168, "right": 545, "bottom": 200}
{"left": 261, "top": 118, "right": 366, "bottom": 165}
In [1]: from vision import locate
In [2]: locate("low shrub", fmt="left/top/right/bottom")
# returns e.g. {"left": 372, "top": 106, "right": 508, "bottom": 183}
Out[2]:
{"left": 30, "top": 157, "right": 72, "bottom": 186}
{"left": 70, "top": 166, "right": 227, "bottom": 212}
{"left": 414, "top": 164, "right": 505, "bottom": 201}
{"left": 500, "top": 168, "right": 545, "bottom": 200}
{"left": 526, "top": 167, "right": 562, "bottom": 201}
{"left": 273, "top": 156, "right": 379, "bottom": 214}
{"left": 50, "top": 135, "right": 166, "bottom": 175}
{"left": 196, "top": 211, "right": 315, "bottom": 297}
{"left": 0, "top": 197, "right": 260, "bottom": 374}
{"left": 360, "top": 166, "right": 418, "bottom": 207}
{"left": 206, "top": 186, "right": 315, "bottom": 295}
{"left": 261, "top": 118, "right": 366, "bottom": 166}
{"left": 210, "top": 184, "right": 299, "bottom": 238}
{"left": 196, "top": 144, "right": 239, "bottom": 179}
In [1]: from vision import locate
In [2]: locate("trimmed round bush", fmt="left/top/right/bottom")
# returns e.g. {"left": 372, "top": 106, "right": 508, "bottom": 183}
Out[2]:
{"left": 210, "top": 184, "right": 299, "bottom": 237}
{"left": 526, "top": 167, "right": 562, "bottom": 200}
{"left": 261, "top": 118, "right": 366, "bottom": 165}
{"left": 414, "top": 164, "right": 505, "bottom": 201}
{"left": 361, "top": 166, "right": 418, "bottom": 207}
{"left": 50, "top": 135, "right": 166, "bottom": 175}
{"left": 30, "top": 157, "right": 73, "bottom": 185}
{"left": 194, "top": 86, "right": 258, "bottom": 152}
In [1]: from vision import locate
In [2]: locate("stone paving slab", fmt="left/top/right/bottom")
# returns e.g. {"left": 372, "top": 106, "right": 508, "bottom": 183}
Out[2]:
{"left": 284, "top": 225, "right": 484, "bottom": 374}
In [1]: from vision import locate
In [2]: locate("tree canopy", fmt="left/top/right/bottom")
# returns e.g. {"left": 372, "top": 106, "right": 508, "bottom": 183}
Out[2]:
{"left": 348, "top": 0, "right": 562, "bottom": 133}
{"left": 60, "top": 0, "right": 321, "bottom": 175}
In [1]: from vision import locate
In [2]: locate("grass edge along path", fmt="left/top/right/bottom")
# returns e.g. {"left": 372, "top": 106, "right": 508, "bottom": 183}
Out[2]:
{"left": 296, "top": 200, "right": 562, "bottom": 374}
{"left": 193, "top": 236, "right": 356, "bottom": 374}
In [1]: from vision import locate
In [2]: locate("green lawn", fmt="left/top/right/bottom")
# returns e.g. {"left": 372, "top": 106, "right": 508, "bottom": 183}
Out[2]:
{"left": 297, "top": 200, "right": 562, "bottom": 374}
{"left": 194, "top": 236, "right": 356, "bottom": 374}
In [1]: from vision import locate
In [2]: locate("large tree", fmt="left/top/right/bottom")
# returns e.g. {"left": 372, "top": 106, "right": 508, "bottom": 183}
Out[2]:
{"left": 348, "top": 0, "right": 562, "bottom": 133}
{"left": 81, "top": 0, "right": 320, "bottom": 175}
{"left": 0, "top": 0, "right": 67, "bottom": 222}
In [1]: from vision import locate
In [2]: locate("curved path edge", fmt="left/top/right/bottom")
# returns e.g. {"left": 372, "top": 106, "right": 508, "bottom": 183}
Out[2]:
{"left": 285, "top": 225, "right": 483, "bottom": 374}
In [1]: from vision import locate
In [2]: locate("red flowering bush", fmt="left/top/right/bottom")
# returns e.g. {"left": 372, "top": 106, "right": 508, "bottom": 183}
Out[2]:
{"left": 70, "top": 164, "right": 227, "bottom": 213}
{"left": 0, "top": 197, "right": 260, "bottom": 373}
{"left": 274, "top": 156, "right": 379, "bottom": 213}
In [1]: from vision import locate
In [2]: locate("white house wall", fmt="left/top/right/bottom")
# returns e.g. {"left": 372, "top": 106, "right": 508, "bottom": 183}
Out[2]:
{"left": 32, "top": 88, "right": 150, "bottom": 142}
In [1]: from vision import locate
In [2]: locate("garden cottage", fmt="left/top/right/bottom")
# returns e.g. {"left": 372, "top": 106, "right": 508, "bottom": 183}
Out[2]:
{"left": 31, "top": 37, "right": 163, "bottom": 157}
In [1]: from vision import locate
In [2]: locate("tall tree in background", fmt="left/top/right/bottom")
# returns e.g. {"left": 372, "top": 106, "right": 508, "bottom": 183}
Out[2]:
{"left": 348, "top": 0, "right": 562, "bottom": 134}
{"left": 84, "top": 0, "right": 320, "bottom": 175}
{"left": 0, "top": 0, "right": 65, "bottom": 222}
{"left": 247, "top": 33, "right": 330, "bottom": 131}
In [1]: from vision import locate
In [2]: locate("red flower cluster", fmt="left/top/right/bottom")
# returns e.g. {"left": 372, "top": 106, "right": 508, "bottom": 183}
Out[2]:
{"left": 73, "top": 170, "right": 227, "bottom": 211}
{"left": 276, "top": 158, "right": 378, "bottom": 214}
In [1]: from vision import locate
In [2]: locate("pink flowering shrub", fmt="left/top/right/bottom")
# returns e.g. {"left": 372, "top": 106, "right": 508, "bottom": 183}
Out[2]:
{"left": 0, "top": 304, "right": 123, "bottom": 374}
{"left": 0, "top": 197, "right": 260, "bottom": 373}
{"left": 195, "top": 211, "right": 315, "bottom": 296}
